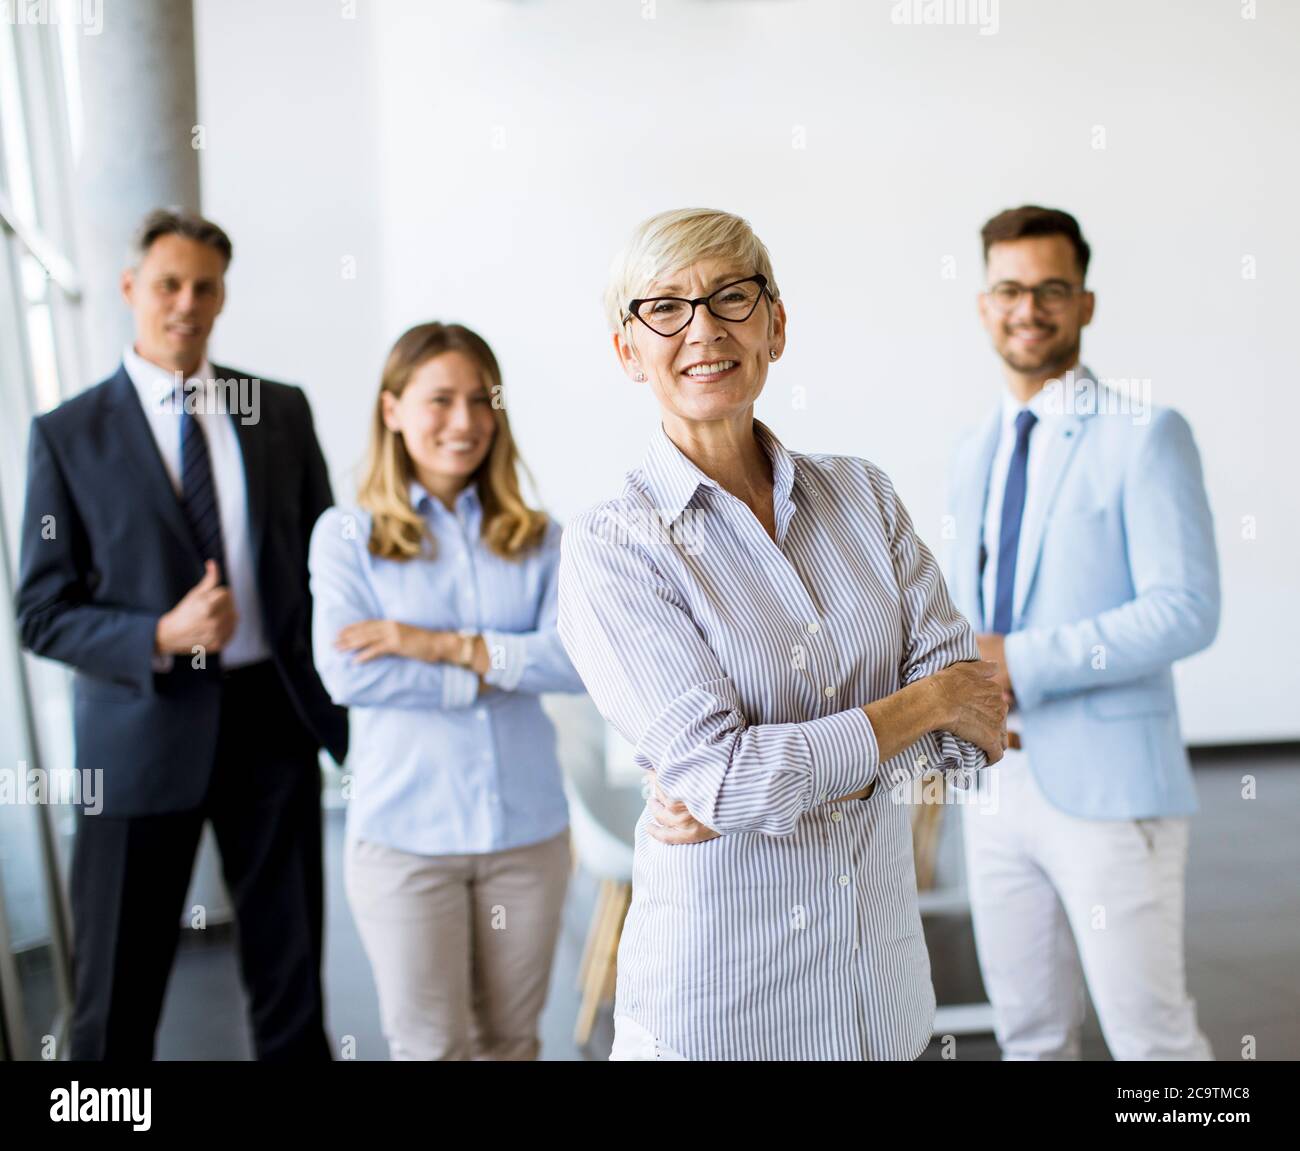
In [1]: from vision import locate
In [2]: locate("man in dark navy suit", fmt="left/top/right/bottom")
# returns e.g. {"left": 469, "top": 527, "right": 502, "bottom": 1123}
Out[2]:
{"left": 16, "top": 208, "right": 347, "bottom": 1060}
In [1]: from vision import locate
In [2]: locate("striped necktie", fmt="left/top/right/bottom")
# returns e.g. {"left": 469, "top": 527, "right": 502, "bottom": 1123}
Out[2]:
{"left": 991, "top": 408, "right": 1038, "bottom": 634}
{"left": 179, "top": 384, "right": 229, "bottom": 583}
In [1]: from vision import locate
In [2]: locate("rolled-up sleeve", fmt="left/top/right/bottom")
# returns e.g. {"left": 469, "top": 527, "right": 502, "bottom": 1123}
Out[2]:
{"left": 868, "top": 463, "right": 989, "bottom": 791}
{"left": 308, "top": 508, "right": 480, "bottom": 710}
{"left": 557, "top": 508, "right": 881, "bottom": 837}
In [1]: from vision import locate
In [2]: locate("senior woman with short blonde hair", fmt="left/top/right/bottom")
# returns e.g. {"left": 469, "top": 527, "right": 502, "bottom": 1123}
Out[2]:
{"left": 557, "top": 208, "right": 1008, "bottom": 1061}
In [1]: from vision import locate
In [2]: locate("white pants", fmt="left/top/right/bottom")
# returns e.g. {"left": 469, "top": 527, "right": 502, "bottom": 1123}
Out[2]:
{"left": 961, "top": 749, "right": 1212, "bottom": 1060}
{"left": 609, "top": 1014, "right": 689, "bottom": 1061}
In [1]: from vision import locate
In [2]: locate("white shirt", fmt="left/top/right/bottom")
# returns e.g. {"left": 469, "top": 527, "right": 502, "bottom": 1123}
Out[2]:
{"left": 123, "top": 345, "right": 270, "bottom": 668}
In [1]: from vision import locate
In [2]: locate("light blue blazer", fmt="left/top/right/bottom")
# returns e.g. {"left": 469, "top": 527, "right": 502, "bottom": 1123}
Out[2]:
{"left": 942, "top": 368, "right": 1220, "bottom": 819}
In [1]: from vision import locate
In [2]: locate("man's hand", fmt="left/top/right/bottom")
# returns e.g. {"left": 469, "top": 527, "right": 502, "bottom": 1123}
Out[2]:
{"left": 644, "top": 770, "right": 720, "bottom": 845}
{"left": 976, "top": 633, "right": 1021, "bottom": 748}
{"left": 156, "top": 560, "right": 238, "bottom": 654}
{"left": 975, "top": 633, "right": 1016, "bottom": 704}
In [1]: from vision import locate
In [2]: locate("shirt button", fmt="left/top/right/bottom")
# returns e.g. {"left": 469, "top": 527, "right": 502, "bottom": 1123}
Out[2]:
{"left": 830, "top": 810, "right": 844, "bottom": 823}
{"left": 823, "top": 685, "right": 836, "bottom": 698}
{"left": 476, "top": 709, "right": 487, "bottom": 721}
{"left": 837, "top": 874, "right": 850, "bottom": 887}
{"left": 806, "top": 621, "right": 820, "bottom": 635}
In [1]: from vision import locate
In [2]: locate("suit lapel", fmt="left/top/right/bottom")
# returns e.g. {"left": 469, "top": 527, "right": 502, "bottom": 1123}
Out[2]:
{"left": 105, "top": 367, "right": 200, "bottom": 562}
{"left": 960, "top": 408, "right": 1001, "bottom": 629}
{"left": 221, "top": 364, "right": 269, "bottom": 574}
{"left": 1012, "top": 367, "right": 1096, "bottom": 620}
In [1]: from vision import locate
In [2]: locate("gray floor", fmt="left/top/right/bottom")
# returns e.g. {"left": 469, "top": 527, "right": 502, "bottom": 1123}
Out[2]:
{"left": 155, "top": 746, "right": 1300, "bottom": 1060}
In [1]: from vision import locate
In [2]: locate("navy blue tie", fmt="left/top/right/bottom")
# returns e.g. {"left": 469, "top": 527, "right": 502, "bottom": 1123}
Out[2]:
{"left": 992, "top": 409, "right": 1038, "bottom": 634}
{"left": 180, "top": 388, "right": 228, "bottom": 583}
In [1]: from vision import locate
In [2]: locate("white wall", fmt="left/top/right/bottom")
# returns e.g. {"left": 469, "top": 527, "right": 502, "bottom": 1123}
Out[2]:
{"left": 194, "top": 0, "right": 382, "bottom": 498}
{"left": 196, "top": 0, "right": 1300, "bottom": 745}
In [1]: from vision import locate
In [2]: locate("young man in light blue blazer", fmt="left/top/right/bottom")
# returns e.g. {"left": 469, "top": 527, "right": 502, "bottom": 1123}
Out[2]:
{"left": 943, "top": 205, "right": 1219, "bottom": 1060}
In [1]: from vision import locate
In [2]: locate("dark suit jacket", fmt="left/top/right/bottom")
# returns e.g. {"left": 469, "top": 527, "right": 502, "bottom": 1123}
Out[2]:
{"left": 15, "top": 362, "right": 348, "bottom": 817}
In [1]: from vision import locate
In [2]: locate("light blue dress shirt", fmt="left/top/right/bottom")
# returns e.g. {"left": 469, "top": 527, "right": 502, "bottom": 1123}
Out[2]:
{"left": 308, "top": 481, "right": 585, "bottom": 855}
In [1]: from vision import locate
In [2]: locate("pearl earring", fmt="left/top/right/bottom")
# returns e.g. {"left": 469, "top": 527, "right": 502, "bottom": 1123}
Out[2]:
{"left": 769, "top": 350, "right": 778, "bottom": 361}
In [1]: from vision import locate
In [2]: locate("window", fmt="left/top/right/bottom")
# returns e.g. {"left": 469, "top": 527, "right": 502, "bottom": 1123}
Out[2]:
{"left": 0, "top": 8, "right": 85, "bottom": 1061}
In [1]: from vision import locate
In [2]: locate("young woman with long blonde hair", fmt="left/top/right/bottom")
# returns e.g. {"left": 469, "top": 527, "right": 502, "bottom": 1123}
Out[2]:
{"left": 309, "top": 322, "right": 584, "bottom": 1060}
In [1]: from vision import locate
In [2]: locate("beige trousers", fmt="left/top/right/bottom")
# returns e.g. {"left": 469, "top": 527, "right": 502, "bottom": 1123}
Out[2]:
{"left": 344, "top": 829, "right": 570, "bottom": 1060}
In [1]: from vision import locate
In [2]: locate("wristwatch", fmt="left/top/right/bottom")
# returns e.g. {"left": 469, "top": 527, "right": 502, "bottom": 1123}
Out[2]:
{"left": 457, "top": 628, "right": 476, "bottom": 667}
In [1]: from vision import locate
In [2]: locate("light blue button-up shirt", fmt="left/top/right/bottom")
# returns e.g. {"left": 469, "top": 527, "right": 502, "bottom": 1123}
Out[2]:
{"left": 309, "top": 481, "right": 585, "bottom": 855}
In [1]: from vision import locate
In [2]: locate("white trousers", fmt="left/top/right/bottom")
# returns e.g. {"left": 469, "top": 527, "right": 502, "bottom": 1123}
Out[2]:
{"left": 960, "top": 749, "right": 1212, "bottom": 1060}
{"left": 609, "top": 1014, "right": 689, "bottom": 1061}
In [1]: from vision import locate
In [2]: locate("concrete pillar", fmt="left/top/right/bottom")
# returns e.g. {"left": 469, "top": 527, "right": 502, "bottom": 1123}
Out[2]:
{"left": 73, "top": 0, "right": 199, "bottom": 380}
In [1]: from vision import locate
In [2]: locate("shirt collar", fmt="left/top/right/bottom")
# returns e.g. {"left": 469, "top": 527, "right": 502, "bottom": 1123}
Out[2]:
{"left": 1000, "top": 361, "right": 1094, "bottom": 431}
{"left": 123, "top": 344, "right": 215, "bottom": 413}
{"left": 409, "top": 478, "right": 481, "bottom": 519}
{"left": 640, "top": 417, "right": 796, "bottom": 525}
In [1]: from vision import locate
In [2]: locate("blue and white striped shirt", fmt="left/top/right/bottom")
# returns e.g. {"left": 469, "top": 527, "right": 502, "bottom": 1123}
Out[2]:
{"left": 557, "top": 418, "right": 986, "bottom": 1060}
{"left": 309, "top": 482, "right": 585, "bottom": 856}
